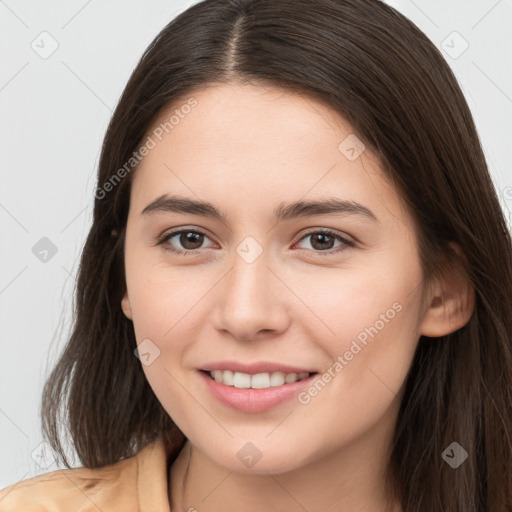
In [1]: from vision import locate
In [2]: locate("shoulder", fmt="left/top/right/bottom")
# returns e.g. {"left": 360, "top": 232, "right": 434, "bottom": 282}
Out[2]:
{"left": 0, "top": 438, "right": 169, "bottom": 512}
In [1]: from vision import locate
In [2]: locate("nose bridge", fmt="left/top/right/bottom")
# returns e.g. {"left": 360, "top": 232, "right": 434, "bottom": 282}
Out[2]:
{"left": 213, "top": 236, "right": 288, "bottom": 339}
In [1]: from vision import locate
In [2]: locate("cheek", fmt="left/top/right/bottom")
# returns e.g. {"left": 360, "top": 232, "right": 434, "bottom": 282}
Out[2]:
{"left": 297, "top": 251, "right": 422, "bottom": 390}
{"left": 125, "top": 259, "right": 219, "bottom": 407}
{"left": 126, "top": 264, "right": 205, "bottom": 425}
{"left": 125, "top": 248, "right": 207, "bottom": 340}
{"left": 292, "top": 281, "right": 420, "bottom": 449}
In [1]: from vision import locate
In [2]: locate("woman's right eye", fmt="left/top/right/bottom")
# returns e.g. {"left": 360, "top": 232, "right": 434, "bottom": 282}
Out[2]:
{"left": 158, "top": 229, "right": 214, "bottom": 255}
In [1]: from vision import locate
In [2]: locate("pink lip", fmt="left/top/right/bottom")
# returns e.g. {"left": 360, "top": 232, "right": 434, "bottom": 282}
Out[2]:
{"left": 198, "top": 370, "right": 318, "bottom": 413}
{"left": 200, "top": 360, "right": 315, "bottom": 374}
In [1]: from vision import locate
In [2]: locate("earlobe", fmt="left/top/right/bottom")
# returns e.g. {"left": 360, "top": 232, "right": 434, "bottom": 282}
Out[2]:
{"left": 121, "top": 291, "right": 133, "bottom": 320}
{"left": 419, "top": 243, "right": 475, "bottom": 338}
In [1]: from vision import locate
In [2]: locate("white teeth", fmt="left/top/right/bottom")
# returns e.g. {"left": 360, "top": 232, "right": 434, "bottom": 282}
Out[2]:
{"left": 251, "top": 373, "right": 270, "bottom": 389}
{"left": 285, "top": 372, "right": 297, "bottom": 384}
{"left": 270, "top": 371, "right": 285, "bottom": 386}
{"left": 233, "top": 372, "right": 251, "bottom": 388}
{"left": 208, "top": 369, "right": 312, "bottom": 389}
{"left": 223, "top": 370, "right": 234, "bottom": 386}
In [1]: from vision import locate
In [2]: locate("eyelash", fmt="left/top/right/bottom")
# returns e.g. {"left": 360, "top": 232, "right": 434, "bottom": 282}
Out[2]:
{"left": 156, "top": 228, "right": 355, "bottom": 257}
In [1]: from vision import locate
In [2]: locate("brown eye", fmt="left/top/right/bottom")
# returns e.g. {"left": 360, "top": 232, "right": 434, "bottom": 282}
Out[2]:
{"left": 309, "top": 232, "right": 336, "bottom": 250}
{"left": 159, "top": 229, "right": 214, "bottom": 255}
{"left": 295, "top": 229, "right": 355, "bottom": 256}
{"left": 176, "top": 231, "right": 204, "bottom": 250}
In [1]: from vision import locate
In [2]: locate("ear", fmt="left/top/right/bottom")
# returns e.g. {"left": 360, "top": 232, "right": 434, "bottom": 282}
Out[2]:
{"left": 419, "top": 242, "right": 475, "bottom": 338}
{"left": 121, "top": 290, "right": 133, "bottom": 320}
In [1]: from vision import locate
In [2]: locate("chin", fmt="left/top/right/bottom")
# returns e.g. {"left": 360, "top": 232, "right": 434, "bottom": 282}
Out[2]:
{"left": 200, "top": 439, "right": 310, "bottom": 475}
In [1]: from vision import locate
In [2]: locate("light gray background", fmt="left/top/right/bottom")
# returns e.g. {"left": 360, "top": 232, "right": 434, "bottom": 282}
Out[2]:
{"left": 1, "top": 0, "right": 511, "bottom": 488}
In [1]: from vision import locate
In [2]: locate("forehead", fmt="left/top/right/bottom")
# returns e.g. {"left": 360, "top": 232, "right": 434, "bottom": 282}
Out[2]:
{"left": 130, "top": 83, "right": 411, "bottom": 233}
{"left": 142, "top": 82, "right": 353, "bottom": 162}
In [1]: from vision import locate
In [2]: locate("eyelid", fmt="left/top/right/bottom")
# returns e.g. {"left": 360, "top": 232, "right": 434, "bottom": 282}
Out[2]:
{"left": 294, "top": 227, "right": 355, "bottom": 245}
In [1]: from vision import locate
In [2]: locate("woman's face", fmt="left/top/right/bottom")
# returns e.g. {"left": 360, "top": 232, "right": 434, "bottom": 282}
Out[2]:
{"left": 121, "top": 83, "right": 432, "bottom": 473}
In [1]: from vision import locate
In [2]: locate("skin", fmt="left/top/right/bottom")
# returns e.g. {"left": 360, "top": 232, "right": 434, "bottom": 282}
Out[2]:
{"left": 121, "top": 83, "right": 474, "bottom": 511}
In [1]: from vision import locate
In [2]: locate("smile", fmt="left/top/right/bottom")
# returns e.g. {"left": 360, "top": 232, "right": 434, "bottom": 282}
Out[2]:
{"left": 198, "top": 369, "right": 319, "bottom": 413}
{"left": 207, "top": 369, "right": 313, "bottom": 389}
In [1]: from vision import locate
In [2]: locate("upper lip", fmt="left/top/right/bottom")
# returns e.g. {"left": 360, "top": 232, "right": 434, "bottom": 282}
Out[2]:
{"left": 200, "top": 361, "right": 317, "bottom": 374}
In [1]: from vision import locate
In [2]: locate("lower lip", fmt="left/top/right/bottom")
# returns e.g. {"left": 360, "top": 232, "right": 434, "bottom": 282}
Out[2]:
{"left": 198, "top": 370, "right": 317, "bottom": 413}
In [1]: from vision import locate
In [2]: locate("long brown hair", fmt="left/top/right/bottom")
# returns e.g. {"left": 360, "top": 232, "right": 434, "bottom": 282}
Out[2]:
{"left": 41, "top": 0, "right": 512, "bottom": 509}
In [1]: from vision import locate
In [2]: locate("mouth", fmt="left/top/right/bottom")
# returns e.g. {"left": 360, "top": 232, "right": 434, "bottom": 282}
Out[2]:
{"left": 198, "top": 367, "right": 319, "bottom": 413}
{"left": 200, "top": 369, "right": 317, "bottom": 389}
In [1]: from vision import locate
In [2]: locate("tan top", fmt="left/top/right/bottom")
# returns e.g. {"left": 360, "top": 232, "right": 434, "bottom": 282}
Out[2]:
{"left": 0, "top": 437, "right": 171, "bottom": 511}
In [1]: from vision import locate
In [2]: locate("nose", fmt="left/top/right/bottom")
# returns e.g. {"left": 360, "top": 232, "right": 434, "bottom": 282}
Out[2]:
{"left": 212, "top": 247, "right": 291, "bottom": 342}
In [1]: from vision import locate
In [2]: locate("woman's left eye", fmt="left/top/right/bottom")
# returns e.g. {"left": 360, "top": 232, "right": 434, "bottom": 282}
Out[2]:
{"left": 294, "top": 230, "right": 355, "bottom": 255}
{"left": 157, "top": 229, "right": 355, "bottom": 256}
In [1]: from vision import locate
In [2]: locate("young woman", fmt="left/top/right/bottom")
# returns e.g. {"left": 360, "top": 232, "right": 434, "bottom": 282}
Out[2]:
{"left": 1, "top": 0, "right": 511, "bottom": 510}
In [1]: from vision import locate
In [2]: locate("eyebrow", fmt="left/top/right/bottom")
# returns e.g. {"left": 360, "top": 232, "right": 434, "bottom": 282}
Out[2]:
{"left": 140, "top": 194, "right": 379, "bottom": 225}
